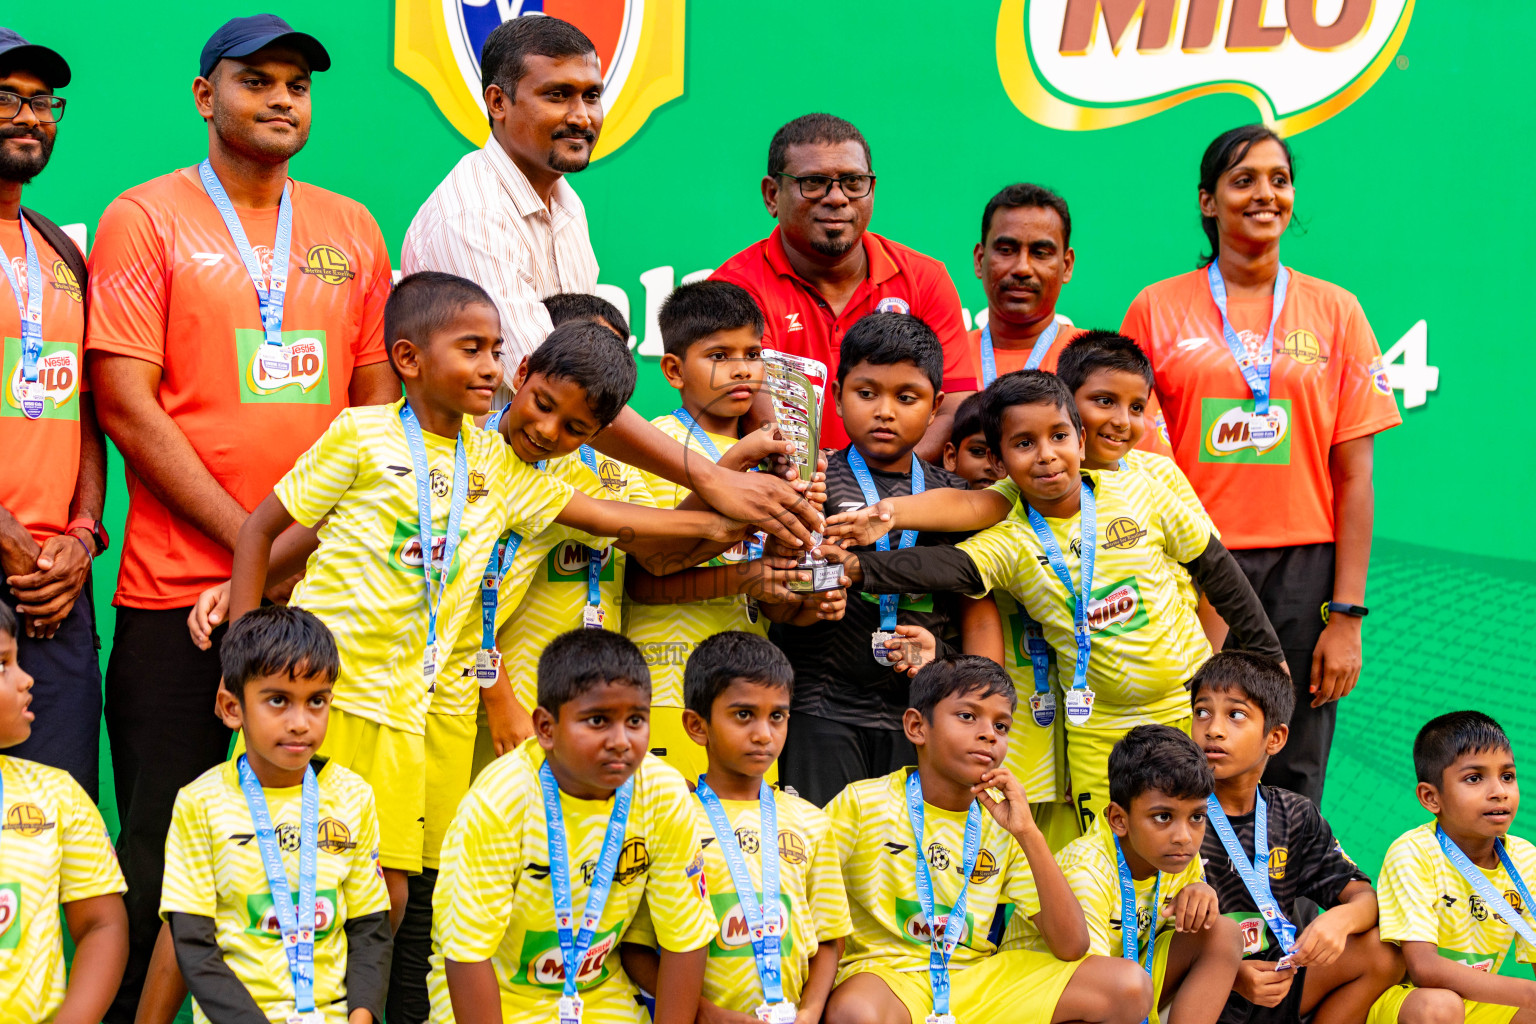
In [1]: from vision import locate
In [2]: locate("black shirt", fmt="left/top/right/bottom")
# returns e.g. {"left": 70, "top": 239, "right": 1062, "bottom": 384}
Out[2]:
{"left": 771, "top": 447, "right": 971, "bottom": 729}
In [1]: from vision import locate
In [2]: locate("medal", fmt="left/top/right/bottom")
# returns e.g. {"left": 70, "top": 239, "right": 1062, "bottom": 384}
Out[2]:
{"left": 1026, "top": 479, "right": 1097, "bottom": 727}
{"left": 1063, "top": 687, "right": 1094, "bottom": 727}
{"left": 582, "top": 604, "right": 605, "bottom": 630}
{"left": 1029, "top": 690, "right": 1056, "bottom": 728}
{"left": 474, "top": 647, "right": 499, "bottom": 686}
{"left": 287, "top": 1013, "right": 324, "bottom": 1024}
{"left": 925, "top": 1015, "right": 957, "bottom": 1024}
{"left": 17, "top": 379, "right": 44, "bottom": 420}
{"left": 871, "top": 630, "right": 897, "bottom": 666}
{"left": 557, "top": 994, "right": 583, "bottom": 1024}
{"left": 757, "top": 1003, "right": 797, "bottom": 1023}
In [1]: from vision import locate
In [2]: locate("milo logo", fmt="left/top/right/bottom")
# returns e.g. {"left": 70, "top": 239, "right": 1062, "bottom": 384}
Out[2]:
{"left": 546, "top": 541, "right": 616, "bottom": 584}
{"left": 1084, "top": 577, "right": 1149, "bottom": 637}
{"left": 236, "top": 328, "right": 332, "bottom": 405}
{"left": 245, "top": 890, "right": 339, "bottom": 939}
{"left": 4, "top": 342, "right": 79, "bottom": 419}
{"left": 709, "top": 891, "right": 793, "bottom": 957}
{"left": 895, "top": 897, "right": 970, "bottom": 947}
{"left": 522, "top": 927, "right": 620, "bottom": 989}
{"left": 1200, "top": 399, "right": 1293, "bottom": 465}
{"left": 388, "top": 519, "right": 460, "bottom": 581}
{"left": 0, "top": 883, "right": 20, "bottom": 950}
{"left": 1438, "top": 947, "right": 1496, "bottom": 973}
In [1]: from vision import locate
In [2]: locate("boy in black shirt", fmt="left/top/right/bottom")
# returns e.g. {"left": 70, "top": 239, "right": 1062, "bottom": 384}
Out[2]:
{"left": 774, "top": 313, "right": 970, "bottom": 806}
{"left": 1192, "top": 653, "right": 1402, "bottom": 1024}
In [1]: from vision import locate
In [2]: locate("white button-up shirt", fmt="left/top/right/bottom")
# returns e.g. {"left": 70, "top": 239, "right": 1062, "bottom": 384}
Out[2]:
{"left": 402, "top": 139, "right": 600, "bottom": 395}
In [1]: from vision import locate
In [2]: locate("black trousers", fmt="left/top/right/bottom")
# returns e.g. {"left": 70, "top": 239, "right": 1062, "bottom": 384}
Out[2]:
{"left": 386, "top": 867, "right": 439, "bottom": 1024}
{"left": 103, "top": 607, "right": 233, "bottom": 1024}
{"left": 780, "top": 711, "right": 916, "bottom": 807}
{"left": 1228, "top": 543, "right": 1336, "bottom": 805}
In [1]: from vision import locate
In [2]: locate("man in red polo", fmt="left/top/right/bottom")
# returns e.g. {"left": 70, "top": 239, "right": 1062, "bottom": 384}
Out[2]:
{"left": 712, "top": 113, "right": 970, "bottom": 455}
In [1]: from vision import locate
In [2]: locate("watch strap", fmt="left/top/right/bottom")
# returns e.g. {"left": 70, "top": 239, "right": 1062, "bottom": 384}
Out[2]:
{"left": 1324, "top": 601, "right": 1368, "bottom": 619}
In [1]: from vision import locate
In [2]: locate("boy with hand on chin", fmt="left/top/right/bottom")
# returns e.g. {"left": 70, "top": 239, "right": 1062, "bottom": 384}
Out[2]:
{"left": 430, "top": 630, "right": 714, "bottom": 1024}
{"left": 621, "top": 631, "right": 852, "bottom": 1023}
{"left": 825, "top": 656, "right": 1151, "bottom": 1024}
{"left": 1192, "top": 652, "right": 1401, "bottom": 1024}
{"left": 1370, "top": 712, "right": 1536, "bottom": 1024}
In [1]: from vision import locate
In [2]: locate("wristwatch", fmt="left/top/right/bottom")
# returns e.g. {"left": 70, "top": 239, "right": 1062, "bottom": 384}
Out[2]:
{"left": 1322, "top": 601, "right": 1368, "bottom": 622}
{"left": 65, "top": 517, "right": 110, "bottom": 556}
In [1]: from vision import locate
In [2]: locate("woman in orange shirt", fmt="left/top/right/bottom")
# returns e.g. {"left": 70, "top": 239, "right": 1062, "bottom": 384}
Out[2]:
{"left": 1121, "top": 125, "right": 1401, "bottom": 805}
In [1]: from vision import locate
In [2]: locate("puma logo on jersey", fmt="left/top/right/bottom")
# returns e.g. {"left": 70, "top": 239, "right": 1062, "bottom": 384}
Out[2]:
{"left": 784, "top": 313, "right": 804, "bottom": 332}
{"left": 190, "top": 252, "right": 226, "bottom": 266}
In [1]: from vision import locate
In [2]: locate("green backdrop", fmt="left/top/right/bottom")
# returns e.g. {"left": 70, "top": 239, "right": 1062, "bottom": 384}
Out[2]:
{"left": 8, "top": 0, "right": 1534, "bottom": 982}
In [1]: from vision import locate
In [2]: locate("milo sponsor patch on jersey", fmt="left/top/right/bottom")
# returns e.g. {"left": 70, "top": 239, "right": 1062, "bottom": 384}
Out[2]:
{"left": 387, "top": 519, "right": 463, "bottom": 581}
{"left": 0, "top": 882, "right": 21, "bottom": 950}
{"left": 1084, "top": 577, "right": 1149, "bottom": 637}
{"left": 3, "top": 338, "right": 79, "bottom": 420}
{"left": 244, "top": 888, "right": 340, "bottom": 939}
{"left": 708, "top": 890, "right": 794, "bottom": 958}
{"left": 1228, "top": 910, "right": 1271, "bottom": 955}
{"left": 1199, "top": 398, "right": 1292, "bottom": 465}
{"left": 236, "top": 328, "right": 331, "bottom": 405}
{"left": 894, "top": 896, "right": 974, "bottom": 948}
{"left": 545, "top": 540, "right": 616, "bottom": 584}
{"left": 1437, "top": 946, "right": 1498, "bottom": 973}
{"left": 519, "top": 923, "right": 622, "bottom": 990}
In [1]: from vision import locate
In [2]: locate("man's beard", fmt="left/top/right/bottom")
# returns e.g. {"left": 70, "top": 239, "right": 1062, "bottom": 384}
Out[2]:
{"left": 810, "top": 232, "right": 857, "bottom": 258}
{"left": 546, "top": 128, "right": 596, "bottom": 174}
{"left": 0, "top": 127, "right": 54, "bottom": 184}
{"left": 211, "top": 104, "right": 309, "bottom": 163}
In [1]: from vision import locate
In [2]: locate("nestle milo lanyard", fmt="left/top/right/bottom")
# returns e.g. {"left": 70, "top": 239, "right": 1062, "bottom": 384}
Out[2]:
{"left": 906, "top": 771, "right": 982, "bottom": 1024}
{"left": 978, "top": 318, "right": 1059, "bottom": 388}
{"left": 673, "top": 408, "right": 765, "bottom": 562}
{"left": 1206, "top": 792, "right": 1298, "bottom": 965}
{"left": 1019, "top": 613, "right": 1056, "bottom": 728}
{"left": 696, "top": 779, "right": 794, "bottom": 1023}
{"left": 0, "top": 216, "right": 44, "bottom": 418}
{"left": 847, "top": 446, "right": 925, "bottom": 666}
{"left": 199, "top": 159, "right": 294, "bottom": 382}
{"left": 237, "top": 755, "right": 322, "bottom": 1024}
{"left": 1207, "top": 262, "right": 1290, "bottom": 441}
{"left": 575, "top": 445, "right": 607, "bottom": 629}
{"left": 1115, "top": 836, "right": 1161, "bottom": 1024}
{"left": 400, "top": 404, "right": 467, "bottom": 693}
{"left": 1436, "top": 826, "right": 1536, "bottom": 949}
{"left": 540, "top": 759, "right": 634, "bottom": 1024}
{"left": 1025, "top": 478, "right": 1096, "bottom": 726}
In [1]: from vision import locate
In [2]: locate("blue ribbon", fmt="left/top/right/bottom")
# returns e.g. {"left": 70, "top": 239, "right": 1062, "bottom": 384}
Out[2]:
{"left": 696, "top": 779, "right": 785, "bottom": 1007}
{"left": 399, "top": 404, "right": 468, "bottom": 688}
{"left": 474, "top": 405, "right": 520, "bottom": 682}
{"left": 1115, "top": 835, "right": 1160, "bottom": 1024}
{"left": 675, "top": 408, "right": 764, "bottom": 561}
{"left": 0, "top": 216, "right": 43, "bottom": 419}
{"left": 577, "top": 445, "right": 605, "bottom": 614}
{"left": 237, "top": 756, "right": 318, "bottom": 1015}
{"left": 1206, "top": 262, "right": 1290, "bottom": 416}
{"left": 905, "top": 771, "right": 982, "bottom": 1019}
{"left": 541, "top": 760, "right": 634, "bottom": 999}
{"left": 1435, "top": 826, "right": 1536, "bottom": 949}
{"left": 847, "top": 447, "right": 925, "bottom": 632}
{"left": 1206, "top": 792, "right": 1296, "bottom": 956}
{"left": 199, "top": 159, "right": 293, "bottom": 380}
{"left": 979, "top": 318, "right": 1059, "bottom": 388}
{"left": 1025, "top": 479, "right": 1095, "bottom": 693}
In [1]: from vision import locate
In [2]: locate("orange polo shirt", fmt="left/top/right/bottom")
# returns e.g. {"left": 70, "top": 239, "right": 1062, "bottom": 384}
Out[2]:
{"left": 962, "top": 322, "right": 1086, "bottom": 385}
{"left": 712, "top": 228, "right": 969, "bottom": 448}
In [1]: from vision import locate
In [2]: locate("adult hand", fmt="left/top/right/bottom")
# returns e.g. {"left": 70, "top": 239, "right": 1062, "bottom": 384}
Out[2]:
{"left": 1233, "top": 960, "right": 1294, "bottom": 1007}
{"left": 8, "top": 534, "right": 92, "bottom": 638}
{"left": 1310, "top": 615, "right": 1362, "bottom": 708}
{"left": 0, "top": 513, "right": 40, "bottom": 580}
{"left": 693, "top": 461, "right": 822, "bottom": 551}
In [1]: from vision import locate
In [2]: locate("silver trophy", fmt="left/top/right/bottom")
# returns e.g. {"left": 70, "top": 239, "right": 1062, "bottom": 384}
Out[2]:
{"left": 762, "top": 349, "right": 843, "bottom": 593}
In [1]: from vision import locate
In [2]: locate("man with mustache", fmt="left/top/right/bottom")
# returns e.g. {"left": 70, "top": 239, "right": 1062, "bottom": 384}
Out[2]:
{"left": 0, "top": 30, "right": 110, "bottom": 803}
{"left": 84, "top": 16, "right": 399, "bottom": 1020}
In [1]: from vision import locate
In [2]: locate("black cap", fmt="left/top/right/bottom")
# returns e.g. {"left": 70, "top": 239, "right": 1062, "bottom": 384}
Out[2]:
{"left": 0, "top": 28, "right": 70, "bottom": 88}
{"left": 198, "top": 14, "right": 330, "bottom": 80}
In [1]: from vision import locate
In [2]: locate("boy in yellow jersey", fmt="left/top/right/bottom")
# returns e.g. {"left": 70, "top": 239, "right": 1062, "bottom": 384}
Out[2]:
{"left": 824, "top": 655, "right": 1151, "bottom": 1024}
{"left": 1006, "top": 725, "right": 1240, "bottom": 1024}
{"left": 430, "top": 629, "right": 715, "bottom": 1024}
{"left": 0, "top": 604, "right": 126, "bottom": 1024}
{"left": 822, "top": 370, "right": 1282, "bottom": 834}
{"left": 1369, "top": 712, "right": 1536, "bottom": 1024}
{"left": 160, "top": 606, "right": 391, "bottom": 1024}
{"left": 621, "top": 631, "right": 852, "bottom": 1021}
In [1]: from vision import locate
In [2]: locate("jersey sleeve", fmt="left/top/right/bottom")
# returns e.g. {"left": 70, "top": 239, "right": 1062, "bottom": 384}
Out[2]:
{"left": 342, "top": 787, "right": 391, "bottom": 921}
{"left": 273, "top": 411, "right": 361, "bottom": 528}
{"left": 160, "top": 787, "right": 218, "bottom": 919}
{"left": 85, "top": 196, "right": 170, "bottom": 364}
{"left": 352, "top": 217, "right": 392, "bottom": 367}
{"left": 1330, "top": 295, "right": 1403, "bottom": 446}
{"left": 955, "top": 523, "right": 1024, "bottom": 598}
{"left": 504, "top": 460, "right": 576, "bottom": 540}
{"left": 1375, "top": 839, "right": 1439, "bottom": 945}
{"left": 432, "top": 786, "right": 525, "bottom": 964}
{"left": 56, "top": 776, "right": 125, "bottom": 903}
{"left": 1000, "top": 840, "right": 1043, "bottom": 920}
{"left": 640, "top": 770, "right": 716, "bottom": 953}
{"left": 1059, "top": 851, "right": 1114, "bottom": 956}
{"left": 1510, "top": 842, "right": 1536, "bottom": 964}
{"left": 1146, "top": 475, "right": 1211, "bottom": 564}
{"left": 621, "top": 895, "right": 658, "bottom": 948}
{"left": 916, "top": 263, "right": 975, "bottom": 394}
{"left": 806, "top": 811, "right": 853, "bottom": 943}
{"left": 1146, "top": 456, "right": 1213, "bottom": 533}
{"left": 825, "top": 786, "right": 859, "bottom": 867}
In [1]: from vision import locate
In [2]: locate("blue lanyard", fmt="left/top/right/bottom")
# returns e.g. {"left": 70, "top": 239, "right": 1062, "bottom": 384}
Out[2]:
{"left": 476, "top": 405, "right": 520, "bottom": 661}
{"left": 399, "top": 404, "right": 468, "bottom": 678}
{"left": 847, "top": 447, "right": 925, "bottom": 631}
{"left": 1021, "top": 616, "right": 1052, "bottom": 697}
{"left": 1436, "top": 826, "right": 1536, "bottom": 949}
{"left": 1206, "top": 791, "right": 1296, "bottom": 955}
{"left": 905, "top": 771, "right": 982, "bottom": 1019}
{"left": 577, "top": 446, "right": 604, "bottom": 609}
{"left": 696, "top": 780, "right": 785, "bottom": 1006}
{"left": 1114, "top": 835, "right": 1160, "bottom": 1024}
{"left": 672, "top": 408, "right": 722, "bottom": 460}
{"left": 0, "top": 216, "right": 44, "bottom": 419}
{"left": 1206, "top": 262, "right": 1290, "bottom": 416}
{"left": 199, "top": 159, "right": 293, "bottom": 377}
{"left": 1025, "top": 479, "right": 1095, "bottom": 692}
{"left": 540, "top": 760, "right": 634, "bottom": 999}
{"left": 979, "top": 319, "right": 1059, "bottom": 388}
{"left": 237, "top": 756, "right": 318, "bottom": 1015}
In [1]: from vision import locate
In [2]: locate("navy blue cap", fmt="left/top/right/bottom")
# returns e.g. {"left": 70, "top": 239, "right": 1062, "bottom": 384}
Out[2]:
{"left": 198, "top": 14, "right": 330, "bottom": 79}
{"left": 0, "top": 28, "right": 70, "bottom": 88}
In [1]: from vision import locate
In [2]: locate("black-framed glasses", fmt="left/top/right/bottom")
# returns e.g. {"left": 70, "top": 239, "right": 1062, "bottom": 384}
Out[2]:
{"left": 0, "top": 92, "right": 66, "bottom": 124}
{"left": 778, "top": 172, "right": 875, "bottom": 199}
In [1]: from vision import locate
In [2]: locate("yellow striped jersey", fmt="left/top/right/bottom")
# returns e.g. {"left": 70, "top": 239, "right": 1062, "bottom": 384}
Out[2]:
{"left": 1378, "top": 823, "right": 1536, "bottom": 973}
{"left": 960, "top": 468, "right": 1213, "bottom": 717}
{"left": 992, "top": 590, "right": 1067, "bottom": 805}
{"left": 160, "top": 758, "right": 391, "bottom": 1024}
{"left": 427, "top": 740, "right": 715, "bottom": 1023}
{"left": 0, "top": 755, "right": 124, "bottom": 1024}
{"left": 624, "top": 787, "right": 852, "bottom": 1014}
{"left": 827, "top": 769, "right": 1041, "bottom": 972}
{"left": 276, "top": 399, "right": 573, "bottom": 733}
{"left": 624, "top": 413, "right": 767, "bottom": 708}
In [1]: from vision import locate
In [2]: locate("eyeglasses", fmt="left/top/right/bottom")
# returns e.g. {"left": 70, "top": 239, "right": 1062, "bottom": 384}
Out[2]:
{"left": 0, "top": 91, "right": 66, "bottom": 124}
{"left": 778, "top": 173, "right": 875, "bottom": 200}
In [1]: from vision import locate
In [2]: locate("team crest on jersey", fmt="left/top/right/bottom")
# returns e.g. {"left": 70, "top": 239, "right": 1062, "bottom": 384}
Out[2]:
{"left": 1101, "top": 517, "right": 1145, "bottom": 550}
{"left": 875, "top": 297, "right": 910, "bottom": 315}
{"left": 394, "top": 0, "right": 685, "bottom": 160}
{"left": 598, "top": 459, "right": 626, "bottom": 493}
{"left": 734, "top": 827, "right": 761, "bottom": 855}
{"left": 615, "top": 837, "right": 651, "bottom": 885}
{"left": 970, "top": 848, "right": 999, "bottom": 883}
{"left": 778, "top": 830, "right": 808, "bottom": 865}
{"left": 4, "top": 340, "right": 79, "bottom": 419}
{"left": 466, "top": 470, "right": 490, "bottom": 503}
{"left": 3, "top": 803, "right": 53, "bottom": 837}
{"left": 51, "top": 259, "right": 82, "bottom": 301}
{"left": 299, "top": 244, "right": 355, "bottom": 285}
{"left": 1268, "top": 846, "right": 1288, "bottom": 880}
{"left": 926, "top": 842, "right": 950, "bottom": 872}
{"left": 1278, "top": 329, "right": 1326, "bottom": 366}
{"left": 318, "top": 818, "right": 356, "bottom": 854}
{"left": 237, "top": 329, "right": 332, "bottom": 405}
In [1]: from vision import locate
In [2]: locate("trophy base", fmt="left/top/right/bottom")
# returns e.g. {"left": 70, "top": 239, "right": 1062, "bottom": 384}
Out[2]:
{"left": 786, "top": 559, "right": 844, "bottom": 593}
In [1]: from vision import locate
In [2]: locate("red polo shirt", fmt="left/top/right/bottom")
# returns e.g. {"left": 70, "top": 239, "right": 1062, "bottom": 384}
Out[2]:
{"left": 712, "top": 228, "right": 970, "bottom": 448}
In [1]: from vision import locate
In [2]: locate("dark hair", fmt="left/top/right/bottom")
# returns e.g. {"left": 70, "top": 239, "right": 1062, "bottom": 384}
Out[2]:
{"left": 537, "top": 629, "right": 650, "bottom": 715}
{"left": 0, "top": 603, "right": 15, "bottom": 641}
{"left": 947, "top": 391, "right": 987, "bottom": 449}
{"left": 384, "top": 271, "right": 497, "bottom": 375}
{"left": 1055, "top": 330, "right": 1154, "bottom": 394}
{"left": 544, "top": 293, "right": 631, "bottom": 341}
{"left": 220, "top": 606, "right": 340, "bottom": 700}
{"left": 979, "top": 369, "right": 1081, "bottom": 454}
{"left": 910, "top": 656, "right": 1016, "bottom": 721}
{"left": 1189, "top": 652, "right": 1294, "bottom": 730}
{"left": 1109, "top": 724, "right": 1214, "bottom": 809}
{"left": 836, "top": 312, "right": 943, "bottom": 393}
{"left": 767, "top": 113, "right": 872, "bottom": 178}
{"left": 980, "top": 182, "right": 1072, "bottom": 248}
{"left": 1414, "top": 711, "right": 1513, "bottom": 786}
{"left": 683, "top": 631, "right": 794, "bottom": 719}
{"left": 659, "top": 280, "right": 765, "bottom": 359}
{"left": 526, "top": 319, "right": 637, "bottom": 427}
{"left": 1198, "top": 124, "right": 1295, "bottom": 267}
{"left": 479, "top": 15, "right": 596, "bottom": 104}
